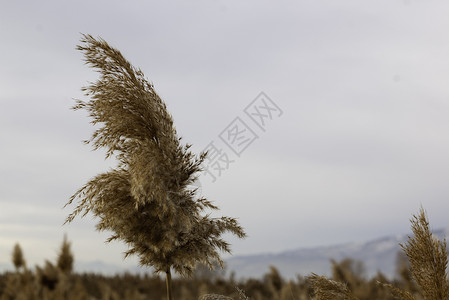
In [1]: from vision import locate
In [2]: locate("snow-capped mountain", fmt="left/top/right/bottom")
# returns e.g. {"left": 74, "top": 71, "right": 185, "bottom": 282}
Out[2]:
{"left": 1, "top": 229, "right": 446, "bottom": 279}
{"left": 225, "top": 228, "right": 449, "bottom": 280}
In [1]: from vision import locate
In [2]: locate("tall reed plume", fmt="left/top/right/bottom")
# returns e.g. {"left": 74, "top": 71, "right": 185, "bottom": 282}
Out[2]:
{"left": 64, "top": 34, "right": 246, "bottom": 300}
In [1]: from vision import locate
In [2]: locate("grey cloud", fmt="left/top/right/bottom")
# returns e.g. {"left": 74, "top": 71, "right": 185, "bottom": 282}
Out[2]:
{"left": 1, "top": 0, "right": 449, "bottom": 268}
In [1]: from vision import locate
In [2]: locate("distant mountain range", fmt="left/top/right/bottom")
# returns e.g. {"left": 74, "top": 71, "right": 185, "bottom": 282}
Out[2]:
{"left": 226, "top": 228, "right": 449, "bottom": 280}
{"left": 1, "top": 229, "right": 447, "bottom": 279}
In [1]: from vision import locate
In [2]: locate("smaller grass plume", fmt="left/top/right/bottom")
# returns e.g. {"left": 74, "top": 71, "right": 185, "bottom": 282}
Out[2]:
{"left": 308, "top": 207, "right": 449, "bottom": 300}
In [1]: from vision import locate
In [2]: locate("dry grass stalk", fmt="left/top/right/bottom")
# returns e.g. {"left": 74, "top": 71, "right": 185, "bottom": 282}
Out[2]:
{"left": 380, "top": 282, "right": 415, "bottom": 300}
{"left": 398, "top": 207, "right": 449, "bottom": 300}
{"left": 57, "top": 234, "right": 74, "bottom": 274}
{"left": 12, "top": 243, "right": 26, "bottom": 271}
{"left": 308, "top": 273, "right": 358, "bottom": 300}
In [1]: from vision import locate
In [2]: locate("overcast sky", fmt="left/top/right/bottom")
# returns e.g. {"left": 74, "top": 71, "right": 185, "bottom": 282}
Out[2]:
{"left": 1, "top": 0, "right": 449, "bottom": 273}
